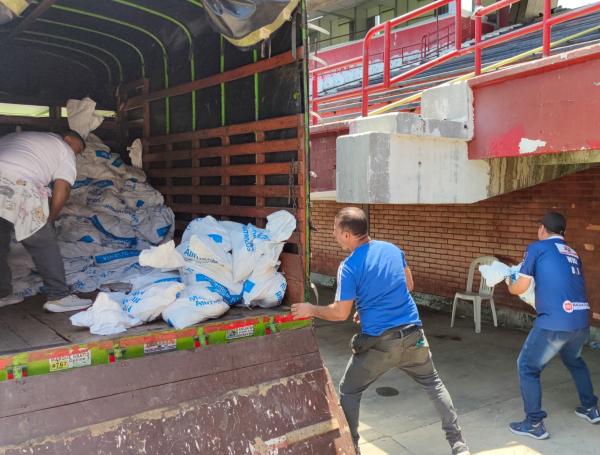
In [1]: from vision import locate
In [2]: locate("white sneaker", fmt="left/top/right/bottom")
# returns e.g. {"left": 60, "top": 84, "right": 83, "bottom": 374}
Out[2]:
{"left": 43, "top": 295, "right": 93, "bottom": 313}
{"left": 0, "top": 295, "right": 23, "bottom": 307}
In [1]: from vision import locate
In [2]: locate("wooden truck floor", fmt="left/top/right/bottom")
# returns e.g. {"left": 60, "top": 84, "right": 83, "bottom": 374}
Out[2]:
{"left": 0, "top": 294, "right": 291, "bottom": 356}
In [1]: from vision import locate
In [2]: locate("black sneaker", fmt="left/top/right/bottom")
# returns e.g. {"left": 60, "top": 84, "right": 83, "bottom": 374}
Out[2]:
{"left": 509, "top": 419, "right": 549, "bottom": 440}
{"left": 575, "top": 405, "right": 600, "bottom": 424}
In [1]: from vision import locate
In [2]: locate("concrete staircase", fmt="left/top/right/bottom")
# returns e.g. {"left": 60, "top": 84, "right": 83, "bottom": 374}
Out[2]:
{"left": 336, "top": 81, "right": 600, "bottom": 204}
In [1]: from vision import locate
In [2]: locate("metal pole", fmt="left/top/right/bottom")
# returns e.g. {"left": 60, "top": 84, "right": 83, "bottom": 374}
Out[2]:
{"left": 312, "top": 74, "right": 318, "bottom": 125}
{"left": 474, "top": 0, "right": 482, "bottom": 75}
{"left": 383, "top": 21, "right": 392, "bottom": 87}
{"left": 543, "top": 0, "right": 551, "bottom": 56}
{"left": 455, "top": 0, "right": 462, "bottom": 50}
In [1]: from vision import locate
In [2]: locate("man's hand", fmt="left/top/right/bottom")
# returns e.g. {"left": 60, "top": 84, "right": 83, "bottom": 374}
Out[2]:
{"left": 291, "top": 302, "right": 315, "bottom": 319}
{"left": 49, "top": 179, "right": 71, "bottom": 223}
{"left": 507, "top": 275, "right": 533, "bottom": 296}
{"left": 353, "top": 311, "right": 360, "bottom": 325}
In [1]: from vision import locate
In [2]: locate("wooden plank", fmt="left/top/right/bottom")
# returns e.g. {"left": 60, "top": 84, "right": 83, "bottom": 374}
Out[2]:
{"left": 0, "top": 115, "right": 117, "bottom": 130}
{"left": 0, "top": 328, "right": 319, "bottom": 419}
{"left": 156, "top": 184, "right": 299, "bottom": 198}
{"left": 6, "top": 0, "right": 58, "bottom": 40}
{"left": 146, "top": 114, "right": 300, "bottom": 146}
{"left": 126, "top": 48, "right": 304, "bottom": 110}
{"left": 0, "top": 307, "right": 67, "bottom": 355}
{"left": 120, "top": 78, "right": 146, "bottom": 94}
{"left": 280, "top": 252, "right": 305, "bottom": 280}
{"left": 147, "top": 161, "right": 304, "bottom": 178}
{"left": 0, "top": 354, "right": 325, "bottom": 443}
{"left": 285, "top": 279, "right": 306, "bottom": 304}
{"left": 255, "top": 131, "right": 267, "bottom": 228}
{"left": 170, "top": 204, "right": 304, "bottom": 220}
{"left": 144, "top": 138, "right": 299, "bottom": 162}
{"left": 0, "top": 362, "right": 356, "bottom": 454}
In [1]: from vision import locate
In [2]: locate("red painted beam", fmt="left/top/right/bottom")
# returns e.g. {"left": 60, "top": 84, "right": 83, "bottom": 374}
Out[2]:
{"left": 468, "top": 43, "right": 600, "bottom": 159}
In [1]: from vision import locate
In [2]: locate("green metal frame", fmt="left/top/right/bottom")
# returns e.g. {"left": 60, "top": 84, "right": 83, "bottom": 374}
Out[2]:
{"left": 300, "top": 0, "right": 311, "bottom": 301}
{"left": 8, "top": 45, "right": 95, "bottom": 78}
{"left": 113, "top": 0, "right": 198, "bottom": 130}
{"left": 38, "top": 18, "right": 146, "bottom": 78}
{"left": 15, "top": 37, "right": 113, "bottom": 84}
{"left": 52, "top": 3, "right": 172, "bottom": 133}
{"left": 24, "top": 30, "right": 123, "bottom": 82}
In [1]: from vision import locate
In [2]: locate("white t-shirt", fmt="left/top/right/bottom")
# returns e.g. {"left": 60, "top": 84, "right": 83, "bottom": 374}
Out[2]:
{"left": 0, "top": 132, "right": 77, "bottom": 186}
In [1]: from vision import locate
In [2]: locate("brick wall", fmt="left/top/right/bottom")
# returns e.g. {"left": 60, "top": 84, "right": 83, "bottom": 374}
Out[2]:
{"left": 311, "top": 166, "right": 600, "bottom": 325}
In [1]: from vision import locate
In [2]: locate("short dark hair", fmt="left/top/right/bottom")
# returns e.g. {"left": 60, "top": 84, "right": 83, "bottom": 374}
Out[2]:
{"left": 540, "top": 211, "right": 566, "bottom": 236}
{"left": 62, "top": 129, "right": 85, "bottom": 149}
{"left": 335, "top": 207, "right": 368, "bottom": 237}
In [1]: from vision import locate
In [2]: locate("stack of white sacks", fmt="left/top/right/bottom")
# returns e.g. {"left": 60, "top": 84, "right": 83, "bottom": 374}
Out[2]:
{"left": 6, "top": 127, "right": 295, "bottom": 335}
{"left": 71, "top": 210, "right": 296, "bottom": 334}
{"left": 7, "top": 133, "right": 175, "bottom": 298}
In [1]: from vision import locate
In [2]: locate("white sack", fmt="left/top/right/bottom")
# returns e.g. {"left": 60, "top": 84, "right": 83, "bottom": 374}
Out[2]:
{"left": 266, "top": 210, "right": 296, "bottom": 242}
{"left": 479, "top": 261, "right": 511, "bottom": 287}
{"left": 70, "top": 292, "right": 142, "bottom": 335}
{"left": 181, "top": 216, "right": 231, "bottom": 252}
{"left": 128, "top": 138, "right": 143, "bottom": 169}
{"left": 139, "top": 240, "right": 186, "bottom": 270}
{"left": 242, "top": 269, "right": 287, "bottom": 308}
{"left": 66, "top": 97, "right": 104, "bottom": 138}
{"left": 127, "top": 270, "right": 182, "bottom": 290}
{"left": 162, "top": 286, "right": 229, "bottom": 329}
{"left": 121, "top": 281, "right": 185, "bottom": 322}
{"left": 225, "top": 222, "right": 271, "bottom": 282}
{"left": 480, "top": 260, "right": 536, "bottom": 308}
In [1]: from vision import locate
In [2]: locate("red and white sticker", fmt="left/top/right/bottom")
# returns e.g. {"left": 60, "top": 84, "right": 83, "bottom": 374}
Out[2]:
{"left": 563, "top": 300, "right": 590, "bottom": 313}
{"left": 49, "top": 350, "right": 92, "bottom": 372}
{"left": 563, "top": 301, "right": 574, "bottom": 313}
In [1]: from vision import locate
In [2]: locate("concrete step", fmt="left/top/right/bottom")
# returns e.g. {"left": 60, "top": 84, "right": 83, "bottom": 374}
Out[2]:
{"left": 335, "top": 81, "right": 598, "bottom": 204}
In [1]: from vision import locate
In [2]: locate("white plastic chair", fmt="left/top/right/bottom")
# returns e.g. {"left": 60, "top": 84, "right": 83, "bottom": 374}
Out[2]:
{"left": 451, "top": 256, "right": 498, "bottom": 333}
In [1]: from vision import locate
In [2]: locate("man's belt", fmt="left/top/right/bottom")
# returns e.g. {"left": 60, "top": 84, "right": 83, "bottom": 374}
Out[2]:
{"left": 382, "top": 324, "right": 420, "bottom": 339}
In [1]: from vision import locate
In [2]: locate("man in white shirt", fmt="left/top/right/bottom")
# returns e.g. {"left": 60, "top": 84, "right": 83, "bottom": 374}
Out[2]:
{"left": 0, "top": 130, "right": 92, "bottom": 312}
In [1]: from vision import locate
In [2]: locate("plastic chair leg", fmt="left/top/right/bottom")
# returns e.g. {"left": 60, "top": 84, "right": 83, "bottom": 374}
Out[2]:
{"left": 451, "top": 295, "right": 459, "bottom": 327}
{"left": 490, "top": 297, "right": 498, "bottom": 327}
{"left": 474, "top": 297, "right": 482, "bottom": 333}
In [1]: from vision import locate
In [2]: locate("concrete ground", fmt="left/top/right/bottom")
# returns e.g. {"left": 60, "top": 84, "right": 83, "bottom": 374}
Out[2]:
{"left": 312, "top": 287, "right": 600, "bottom": 455}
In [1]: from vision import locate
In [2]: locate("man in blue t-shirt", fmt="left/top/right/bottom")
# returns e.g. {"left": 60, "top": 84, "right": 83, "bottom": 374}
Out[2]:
{"left": 292, "top": 207, "right": 469, "bottom": 455}
{"left": 506, "top": 211, "right": 599, "bottom": 440}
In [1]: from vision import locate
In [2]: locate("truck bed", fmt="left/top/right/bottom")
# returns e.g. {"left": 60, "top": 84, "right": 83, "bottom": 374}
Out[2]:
{"left": 0, "top": 294, "right": 291, "bottom": 356}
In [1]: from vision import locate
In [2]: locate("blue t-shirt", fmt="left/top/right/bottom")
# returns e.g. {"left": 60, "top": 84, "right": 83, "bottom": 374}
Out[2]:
{"left": 520, "top": 237, "right": 589, "bottom": 331}
{"left": 335, "top": 240, "right": 421, "bottom": 336}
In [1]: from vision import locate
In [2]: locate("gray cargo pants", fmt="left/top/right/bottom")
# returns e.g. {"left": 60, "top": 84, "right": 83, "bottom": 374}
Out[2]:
{"left": 339, "top": 326, "right": 464, "bottom": 448}
{"left": 0, "top": 217, "right": 70, "bottom": 300}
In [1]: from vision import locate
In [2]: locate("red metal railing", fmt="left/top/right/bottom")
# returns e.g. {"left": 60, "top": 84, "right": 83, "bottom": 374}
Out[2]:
{"left": 310, "top": 0, "right": 600, "bottom": 123}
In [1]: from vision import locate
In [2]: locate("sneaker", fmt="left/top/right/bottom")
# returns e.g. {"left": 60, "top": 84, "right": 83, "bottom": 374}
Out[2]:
{"left": 0, "top": 295, "right": 23, "bottom": 307}
{"left": 451, "top": 440, "right": 471, "bottom": 455}
{"left": 575, "top": 405, "right": 600, "bottom": 424}
{"left": 43, "top": 295, "right": 92, "bottom": 313}
{"left": 509, "top": 419, "right": 549, "bottom": 440}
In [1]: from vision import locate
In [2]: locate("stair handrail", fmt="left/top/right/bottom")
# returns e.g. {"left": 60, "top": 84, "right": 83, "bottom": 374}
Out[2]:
{"left": 369, "top": 22, "right": 600, "bottom": 116}
{"left": 310, "top": 0, "right": 600, "bottom": 124}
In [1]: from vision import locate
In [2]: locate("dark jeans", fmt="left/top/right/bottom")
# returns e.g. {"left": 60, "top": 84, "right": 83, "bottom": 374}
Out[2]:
{"left": 0, "top": 217, "right": 70, "bottom": 300}
{"left": 339, "top": 327, "right": 464, "bottom": 448}
{"left": 518, "top": 325, "right": 598, "bottom": 423}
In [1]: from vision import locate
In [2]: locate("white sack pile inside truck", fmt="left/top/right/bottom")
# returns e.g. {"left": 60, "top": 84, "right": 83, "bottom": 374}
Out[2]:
{"left": 0, "top": 0, "right": 309, "bottom": 330}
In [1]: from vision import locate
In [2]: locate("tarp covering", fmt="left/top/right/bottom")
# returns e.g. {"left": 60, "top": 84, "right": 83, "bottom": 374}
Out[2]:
{"left": 203, "top": 0, "right": 299, "bottom": 47}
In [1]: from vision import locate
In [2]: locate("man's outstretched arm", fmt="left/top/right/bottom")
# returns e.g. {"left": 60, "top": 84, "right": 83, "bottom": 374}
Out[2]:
{"left": 291, "top": 300, "right": 354, "bottom": 322}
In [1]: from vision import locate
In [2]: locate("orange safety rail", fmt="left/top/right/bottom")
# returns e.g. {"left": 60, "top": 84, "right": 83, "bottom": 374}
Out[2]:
{"left": 310, "top": 0, "right": 600, "bottom": 122}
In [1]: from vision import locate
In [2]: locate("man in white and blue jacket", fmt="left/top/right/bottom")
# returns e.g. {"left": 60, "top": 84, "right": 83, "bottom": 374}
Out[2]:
{"left": 507, "top": 211, "right": 599, "bottom": 439}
